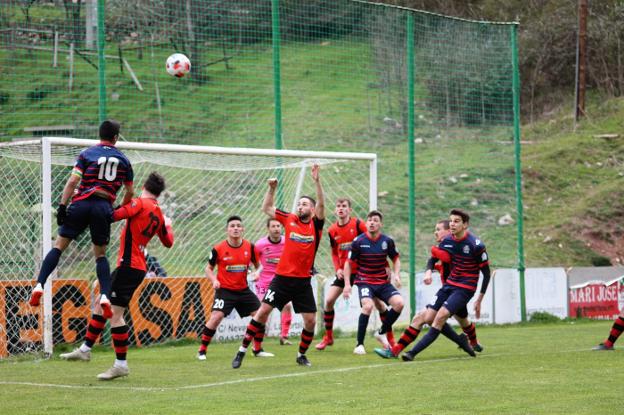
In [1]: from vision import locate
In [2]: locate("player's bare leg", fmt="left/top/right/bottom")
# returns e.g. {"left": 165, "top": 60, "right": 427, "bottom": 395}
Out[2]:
{"left": 233, "top": 302, "right": 273, "bottom": 368}
{"left": 316, "top": 285, "right": 343, "bottom": 350}
{"left": 98, "top": 305, "right": 130, "bottom": 380}
{"left": 197, "top": 311, "right": 225, "bottom": 360}
{"left": 29, "top": 236, "right": 72, "bottom": 307}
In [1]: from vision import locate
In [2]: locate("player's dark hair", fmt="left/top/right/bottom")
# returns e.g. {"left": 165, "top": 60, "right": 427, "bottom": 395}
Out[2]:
{"left": 266, "top": 218, "right": 280, "bottom": 227}
{"left": 437, "top": 219, "right": 450, "bottom": 230}
{"left": 99, "top": 119, "right": 120, "bottom": 141}
{"left": 335, "top": 198, "right": 352, "bottom": 207}
{"left": 144, "top": 172, "right": 166, "bottom": 196}
{"left": 300, "top": 195, "right": 316, "bottom": 206}
{"left": 450, "top": 209, "right": 470, "bottom": 223}
{"left": 227, "top": 215, "right": 242, "bottom": 225}
{"left": 367, "top": 210, "right": 383, "bottom": 221}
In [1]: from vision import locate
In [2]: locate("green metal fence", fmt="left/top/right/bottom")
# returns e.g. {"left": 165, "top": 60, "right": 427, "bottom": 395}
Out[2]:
{"left": 0, "top": 0, "right": 525, "bottom": 319}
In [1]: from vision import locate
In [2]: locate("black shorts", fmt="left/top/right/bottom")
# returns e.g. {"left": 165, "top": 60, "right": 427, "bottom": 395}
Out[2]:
{"left": 263, "top": 275, "right": 317, "bottom": 313}
{"left": 356, "top": 282, "right": 401, "bottom": 305}
{"left": 110, "top": 266, "right": 146, "bottom": 307}
{"left": 58, "top": 197, "right": 113, "bottom": 245}
{"left": 213, "top": 287, "right": 260, "bottom": 318}
{"left": 428, "top": 285, "right": 475, "bottom": 316}
{"left": 330, "top": 274, "right": 355, "bottom": 288}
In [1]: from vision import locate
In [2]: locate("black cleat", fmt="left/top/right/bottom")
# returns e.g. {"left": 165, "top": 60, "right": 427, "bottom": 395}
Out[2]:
{"left": 457, "top": 333, "right": 476, "bottom": 357}
{"left": 232, "top": 351, "right": 246, "bottom": 369}
{"left": 472, "top": 343, "right": 483, "bottom": 353}
{"left": 401, "top": 351, "right": 415, "bottom": 362}
{"left": 592, "top": 343, "right": 614, "bottom": 351}
{"left": 296, "top": 354, "right": 312, "bottom": 367}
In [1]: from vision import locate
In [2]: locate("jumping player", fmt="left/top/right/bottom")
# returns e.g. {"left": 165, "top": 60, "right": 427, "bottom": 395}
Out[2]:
{"left": 29, "top": 120, "right": 134, "bottom": 319}
{"left": 232, "top": 164, "right": 325, "bottom": 368}
{"left": 60, "top": 172, "right": 173, "bottom": 380}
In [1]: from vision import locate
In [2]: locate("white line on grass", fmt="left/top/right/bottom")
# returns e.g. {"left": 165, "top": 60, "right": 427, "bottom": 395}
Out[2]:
{"left": 0, "top": 347, "right": 591, "bottom": 392}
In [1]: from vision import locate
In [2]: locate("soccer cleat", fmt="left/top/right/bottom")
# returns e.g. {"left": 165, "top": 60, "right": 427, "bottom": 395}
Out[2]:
{"left": 296, "top": 354, "right": 312, "bottom": 367}
{"left": 457, "top": 333, "right": 476, "bottom": 357}
{"left": 97, "top": 365, "right": 129, "bottom": 381}
{"left": 353, "top": 344, "right": 366, "bottom": 355}
{"left": 253, "top": 349, "right": 275, "bottom": 357}
{"left": 472, "top": 342, "right": 484, "bottom": 353}
{"left": 59, "top": 348, "right": 91, "bottom": 362}
{"left": 315, "top": 335, "right": 334, "bottom": 350}
{"left": 374, "top": 347, "right": 397, "bottom": 359}
{"left": 401, "top": 351, "right": 415, "bottom": 362}
{"left": 232, "top": 351, "right": 246, "bottom": 369}
{"left": 374, "top": 330, "right": 390, "bottom": 349}
{"left": 592, "top": 343, "right": 614, "bottom": 351}
{"left": 29, "top": 284, "right": 43, "bottom": 307}
{"left": 100, "top": 295, "right": 113, "bottom": 320}
{"left": 280, "top": 337, "right": 292, "bottom": 346}
{"left": 197, "top": 352, "right": 206, "bottom": 361}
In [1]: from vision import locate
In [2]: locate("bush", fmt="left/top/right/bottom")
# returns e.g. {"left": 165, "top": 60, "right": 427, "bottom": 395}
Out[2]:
{"left": 529, "top": 311, "right": 561, "bottom": 323}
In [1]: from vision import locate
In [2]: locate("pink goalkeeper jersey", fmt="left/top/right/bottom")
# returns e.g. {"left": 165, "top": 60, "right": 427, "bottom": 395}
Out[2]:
{"left": 254, "top": 235, "right": 285, "bottom": 287}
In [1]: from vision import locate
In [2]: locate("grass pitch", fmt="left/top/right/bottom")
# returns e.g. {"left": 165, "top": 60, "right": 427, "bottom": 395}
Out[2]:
{"left": 0, "top": 319, "right": 621, "bottom": 414}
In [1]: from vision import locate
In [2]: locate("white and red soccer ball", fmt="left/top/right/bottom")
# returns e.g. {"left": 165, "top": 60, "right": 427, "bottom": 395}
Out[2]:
{"left": 166, "top": 53, "right": 191, "bottom": 78}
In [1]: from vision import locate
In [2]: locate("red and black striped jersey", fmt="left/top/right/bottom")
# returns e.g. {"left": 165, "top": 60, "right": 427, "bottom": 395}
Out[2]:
{"left": 71, "top": 143, "right": 133, "bottom": 203}
{"left": 328, "top": 217, "right": 367, "bottom": 271}
{"left": 113, "top": 197, "right": 173, "bottom": 271}
{"left": 274, "top": 209, "right": 324, "bottom": 278}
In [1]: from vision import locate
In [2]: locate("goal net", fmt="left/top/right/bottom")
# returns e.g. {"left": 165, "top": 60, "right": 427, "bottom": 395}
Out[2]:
{"left": 0, "top": 137, "right": 376, "bottom": 357}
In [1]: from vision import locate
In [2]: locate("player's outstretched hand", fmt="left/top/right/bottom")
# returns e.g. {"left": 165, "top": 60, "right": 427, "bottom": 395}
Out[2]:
{"left": 474, "top": 300, "right": 482, "bottom": 319}
{"left": 56, "top": 204, "right": 67, "bottom": 226}
{"left": 311, "top": 164, "right": 320, "bottom": 182}
{"left": 343, "top": 285, "right": 351, "bottom": 300}
{"left": 393, "top": 273, "right": 402, "bottom": 289}
{"left": 212, "top": 279, "right": 221, "bottom": 290}
{"left": 423, "top": 270, "right": 433, "bottom": 285}
{"left": 268, "top": 178, "right": 278, "bottom": 190}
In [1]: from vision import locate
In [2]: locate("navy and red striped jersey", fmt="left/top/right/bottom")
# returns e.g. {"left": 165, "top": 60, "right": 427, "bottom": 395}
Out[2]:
{"left": 435, "top": 232, "right": 489, "bottom": 292}
{"left": 209, "top": 240, "right": 257, "bottom": 291}
{"left": 328, "top": 217, "right": 367, "bottom": 271}
{"left": 113, "top": 197, "right": 174, "bottom": 271}
{"left": 71, "top": 143, "right": 133, "bottom": 203}
{"left": 349, "top": 233, "right": 399, "bottom": 285}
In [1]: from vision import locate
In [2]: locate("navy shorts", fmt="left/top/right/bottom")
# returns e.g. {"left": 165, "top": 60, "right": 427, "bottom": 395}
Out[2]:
{"left": 356, "top": 282, "right": 401, "bottom": 305}
{"left": 58, "top": 197, "right": 113, "bottom": 245}
{"left": 428, "top": 285, "right": 475, "bottom": 316}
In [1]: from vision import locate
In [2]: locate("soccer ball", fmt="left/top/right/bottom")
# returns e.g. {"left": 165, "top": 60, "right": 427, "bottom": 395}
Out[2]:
{"left": 165, "top": 53, "right": 191, "bottom": 78}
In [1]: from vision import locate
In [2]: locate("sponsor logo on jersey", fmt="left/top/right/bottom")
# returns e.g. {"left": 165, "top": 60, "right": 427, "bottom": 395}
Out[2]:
{"left": 361, "top": 245, "right": 371, "bottom": 248}
{"left": 463, "top": 245, "right": 470, "bottom": 254}
{"left": 225, "top": 264, "right": 248, "bottom": 273}
{"left": 339, "top": 242, "right": 352, "bottom": 251}
{"left": 443, "top": 244, "right": 453, "bottom": 248}
{"left": 266, "top": 258, "right": 280, "bottom": 264}
{"left": 289, "top": 232, "right": 314, "bottom": 243}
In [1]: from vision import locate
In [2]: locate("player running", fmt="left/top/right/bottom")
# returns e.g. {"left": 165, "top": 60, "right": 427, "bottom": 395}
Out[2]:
{"left": 232, "top": 164, "right": 325, "bottom": 368}
{"left": 593, "top": 311, "right": 624, "bottom": 351}
{"left": 316, "top": 199, "right": 392, "bottom": 351}
{"left": 343, "top": 210, "right": 403, "bottom": 355}
{"left": 60, "top": 172, "right": 174, "bottom": 380}
{"left": 197, "top": 216, "right": 273, "bottom": 360}
{"left": 29, "top": 120, "right": 134, "bottom": 319}
{"left": 252, "top": 219, "right": 293, "bottom": 345}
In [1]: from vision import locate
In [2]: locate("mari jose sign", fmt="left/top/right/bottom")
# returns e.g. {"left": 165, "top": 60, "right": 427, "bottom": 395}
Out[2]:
{"left": 569, "top": 277, "right": 624, "bottom": 319}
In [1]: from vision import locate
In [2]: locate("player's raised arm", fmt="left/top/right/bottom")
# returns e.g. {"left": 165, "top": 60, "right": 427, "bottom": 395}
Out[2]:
{"left": 311, "top": 164, "right": 325, "bottom": 220}
{"left": 262, "top": 178, "right": 278, "bottom": 218}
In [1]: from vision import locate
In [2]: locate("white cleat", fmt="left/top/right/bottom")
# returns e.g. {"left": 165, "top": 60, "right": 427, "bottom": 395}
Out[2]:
{"left": 353, "top": 344, "right": 366, "bottom": 355}
{"left": 374, "top": 330, "right": 390, "bottom": 349}
{"left": 60, "top": 348, "right": 91, "bottom": 361}
{"left": 97, "top": 365, "right": 129, "bottom": 381}
{"left": 197, "top": 353, "right": 207, "bottom": 361}
{"left": 253, "top": 350, "right": 275, "bottom": 358}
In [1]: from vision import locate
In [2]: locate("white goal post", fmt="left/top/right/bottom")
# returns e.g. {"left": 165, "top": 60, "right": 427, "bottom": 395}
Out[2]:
{"left": 0, "top": 137, "right": 376, "bottom": 357}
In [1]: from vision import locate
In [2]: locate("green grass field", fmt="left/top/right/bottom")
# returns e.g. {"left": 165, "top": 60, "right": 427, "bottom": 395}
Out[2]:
{"left": 0, "top": 320, "right": 621, "bottom": 414}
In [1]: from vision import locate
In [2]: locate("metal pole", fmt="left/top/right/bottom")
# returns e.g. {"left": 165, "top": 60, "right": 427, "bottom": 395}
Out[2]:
{"left": 271, "top": 0, "right": 284, "bottom": 206}
{"left": 511, "top": 25, "right": 527, "bottom": 322}
{"left": 407, "top": 13, "right": 416, "bottom": 319}
{"left": 575, "top": 0, "right": 588, "bottom": 122}
{"left": 97, "top": 0, "right": 107, "bottom": 123}
{"left": 41, "top": 137, "right": 54, "bottom": 357}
